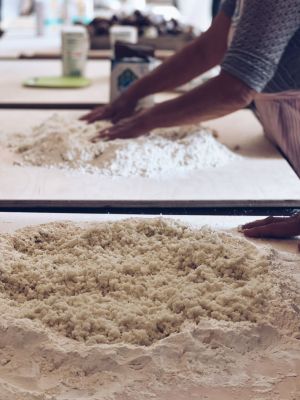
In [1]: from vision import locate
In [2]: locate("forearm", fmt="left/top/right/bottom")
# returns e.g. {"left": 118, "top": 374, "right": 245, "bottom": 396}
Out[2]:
{"left": 128, "top": 38, "right": 218, "bottom": 99}
{"left": 145, "top": 71, "right": 255, "bottom": 128}
{"left": 126, "top": 13, "right": 231, "bottom": 101}
{"left": 95, "top": 71, "right": 255, "bottom": 142}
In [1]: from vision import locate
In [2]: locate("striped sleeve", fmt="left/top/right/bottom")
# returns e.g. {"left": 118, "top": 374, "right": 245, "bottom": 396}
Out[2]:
{"left": 221, "top": 0, "right": 300, "bottom": 92}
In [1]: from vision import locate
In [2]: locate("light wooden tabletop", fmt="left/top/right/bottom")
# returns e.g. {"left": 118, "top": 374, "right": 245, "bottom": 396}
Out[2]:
{"left": 0, "top": 109, "right": 299, "bottom": 201}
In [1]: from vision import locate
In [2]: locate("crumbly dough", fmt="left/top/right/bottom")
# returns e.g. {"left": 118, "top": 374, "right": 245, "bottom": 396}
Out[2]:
{"left": 0, "top": 218, "right": 281, "bottom": 346}
{"left": 6, "top": 115, "right": 238, "bottom": 178}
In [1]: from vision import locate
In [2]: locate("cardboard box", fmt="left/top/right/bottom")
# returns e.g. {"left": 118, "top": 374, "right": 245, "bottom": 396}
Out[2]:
{"left": 110, "top": 58, "right": 157, "bottom": 107}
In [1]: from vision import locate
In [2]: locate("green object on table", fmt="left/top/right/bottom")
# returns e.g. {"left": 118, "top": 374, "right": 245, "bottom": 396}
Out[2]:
{"left": 23, "top": 76, "right": 91, "bottom": 89}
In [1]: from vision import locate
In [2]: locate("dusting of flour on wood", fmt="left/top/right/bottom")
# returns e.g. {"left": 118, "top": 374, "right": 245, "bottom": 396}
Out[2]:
{"left": 0, "top": 218, "right": 299, "bottom": 400}
{"left": 6, "top": 114, "right": 239, "bottom": 178}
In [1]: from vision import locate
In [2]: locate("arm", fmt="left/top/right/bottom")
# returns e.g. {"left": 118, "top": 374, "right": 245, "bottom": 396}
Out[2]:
{"left": 82, "top": 12, "right": 231, "bottom": 124}
{"left": 125, "top": 12, "right": 231, "bottom": 98}
{"left": 95, "top": 0, "right": 300, "bottom": 140}
{"left": 144, "top": 70, "right": 253, "bottom": 129}
{"left": 154, "top": 0, "right": 300, "bottom": 127}
{"left": 96, "top": 70, "right": 254, "bottom": 140}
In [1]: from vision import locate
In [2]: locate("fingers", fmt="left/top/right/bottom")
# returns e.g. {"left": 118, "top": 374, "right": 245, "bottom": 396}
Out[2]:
{"left": 111, "top": 113, "right": 127, "bottom": 124}
{"left": 80, "top": 110, "right": 98, "bottom": 121}
{"left": 111, "top": 106, "right": 137, "bottom": 124}
{"left": 91, "top": 127, "right": 113, "bottom": 143}
{"left": 79, "top": 112, "right": 92, "bottom": 121}
{"left": 91, "top": 115, "right": 148, "bottom": 143}
{"left": 80, "top": 106, "right": 110, "bottom": 124}
{"left": 242, "top": 218, "right": 300, "bottom": 239}
{"left": 241, "top": 216, "right": 287, "bottom": 231}
{"left": 91, "top": 126, "right": 128, "bottom": 142}
{"left": 92, "top": 126, "right": 132, "bottom": 142}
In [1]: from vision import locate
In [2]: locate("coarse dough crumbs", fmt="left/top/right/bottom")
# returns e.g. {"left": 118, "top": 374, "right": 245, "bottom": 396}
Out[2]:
{"left": 6, "top": 114, "right": 239, "bottom": 178}
{"left": 0, "top": 218, "right": 290, "bottom": 347}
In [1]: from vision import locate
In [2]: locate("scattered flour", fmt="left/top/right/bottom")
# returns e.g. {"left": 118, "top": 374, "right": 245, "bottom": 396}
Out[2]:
{"left": 0, "top": 218, "right": 297, "bottom": 347}
{"left": 0, "top": 218, "right": 299, "bottom": 400}
{"left": 6, "top": 114, "right": 239, "bottom": 178}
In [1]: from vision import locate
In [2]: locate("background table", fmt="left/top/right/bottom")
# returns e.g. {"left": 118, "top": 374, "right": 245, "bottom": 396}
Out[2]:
{"left": 0, "top": 32, "right": 173, "bottom": 61}
{"left": 0, "top": 59, "right": 110, "bottom": 106}
{"left": 0, "top": 59, "right": 177, "bottom": 107}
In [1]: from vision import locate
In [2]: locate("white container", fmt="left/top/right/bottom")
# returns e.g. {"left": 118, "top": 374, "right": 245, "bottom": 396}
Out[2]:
{"left": 61, "top": 26, "right": 89, "bottom": 77}
{"left": 109, "top": 25, "right": 138, "bottom": 56}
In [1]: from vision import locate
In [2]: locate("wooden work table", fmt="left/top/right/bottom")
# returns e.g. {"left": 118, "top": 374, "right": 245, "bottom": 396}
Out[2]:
{"left": 0, "top": 58, "right": 298, "bottom": 203}
{"left": 0, "top": 109, "right": 299, "bottom": 202}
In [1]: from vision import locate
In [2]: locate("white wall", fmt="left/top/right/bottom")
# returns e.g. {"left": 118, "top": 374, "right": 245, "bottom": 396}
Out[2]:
{"left": 1, "top": 0, "right": 214, "bottom": 31}
{"left": 1, "top": 0, "right": 21, "bottom": 22}
{"left": 177, "top": 0, "right": 213, "bottom": 31}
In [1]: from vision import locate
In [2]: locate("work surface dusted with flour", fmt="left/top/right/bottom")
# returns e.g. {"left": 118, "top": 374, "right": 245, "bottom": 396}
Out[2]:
{"left": 0, "top": 218, "right": 299, "bottom": 400}
{"left": 4, "top": 115, "right": 239, "bottom": 178}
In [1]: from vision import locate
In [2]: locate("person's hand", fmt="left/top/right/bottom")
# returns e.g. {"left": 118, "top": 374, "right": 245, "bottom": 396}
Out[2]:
{"left": 240, "top": 215, "right": 300, "bottom": 250}
{"left": 91, "top": 110, "right": 153, "bottom": 142}
{"left": 80, "top": 93, "right": 138, "bottom": 124}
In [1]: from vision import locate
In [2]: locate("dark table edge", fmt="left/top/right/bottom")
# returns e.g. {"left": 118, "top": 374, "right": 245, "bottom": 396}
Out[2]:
{"left": 0, "top": 104, "right": 101, "bottom": 110}
{"left": 0, "top": 200, "right": 299, "bottom": 216}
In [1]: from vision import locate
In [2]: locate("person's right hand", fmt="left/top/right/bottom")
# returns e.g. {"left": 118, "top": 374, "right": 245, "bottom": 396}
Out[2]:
{"left": 80, "top": 93, "right": 138, "bottom": 124}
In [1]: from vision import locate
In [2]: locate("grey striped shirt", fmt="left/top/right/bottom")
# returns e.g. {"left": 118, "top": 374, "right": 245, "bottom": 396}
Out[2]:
{"left": 221, "top": 0, "right": 300, "bottom": 93}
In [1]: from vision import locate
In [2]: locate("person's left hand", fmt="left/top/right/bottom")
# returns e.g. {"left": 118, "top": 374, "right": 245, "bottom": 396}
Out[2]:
{"left": 91, "top": 110, "right": 153, "bottom": 142}
{"left": 240, "top": 215, "right": 300, "bottom": 251}
{"left": 241, "top": 215, "right": 300, "bottom": 238}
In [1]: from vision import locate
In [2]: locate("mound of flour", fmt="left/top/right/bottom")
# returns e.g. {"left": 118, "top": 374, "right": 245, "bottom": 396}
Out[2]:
{"left": 7, "top": 114, "right": 238, "bottom": 178}
{"left": 0, "top": 218, "right": 296, "bottom": 347}
{"left": 0, "top": 218, "right": 299, "bottom": 400}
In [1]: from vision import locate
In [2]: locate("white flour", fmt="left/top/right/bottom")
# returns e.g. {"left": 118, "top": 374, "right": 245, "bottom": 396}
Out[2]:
{"left": 0, "top": 218, "right": 299, "bottom": 400}
{"left": 7, "top": 114, "right": 239, "bottom": 178}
